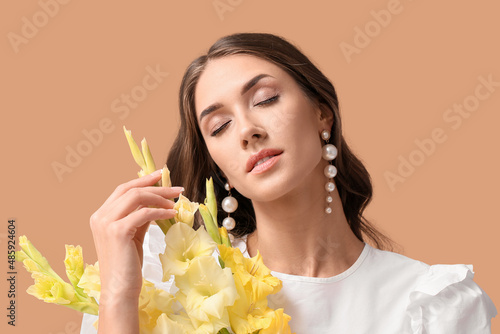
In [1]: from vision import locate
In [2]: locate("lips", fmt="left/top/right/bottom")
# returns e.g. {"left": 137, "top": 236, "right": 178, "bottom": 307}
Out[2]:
{"left": 246, "top": 148, "right": 283, "bottom": 173}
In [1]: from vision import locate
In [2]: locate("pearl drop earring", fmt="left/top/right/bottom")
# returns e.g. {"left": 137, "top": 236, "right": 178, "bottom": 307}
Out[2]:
{"left": 221, "top": 182, "right": 238, "bottom": 231}
{"left": 321, "top": 130, "right": 338, "bottom": 214}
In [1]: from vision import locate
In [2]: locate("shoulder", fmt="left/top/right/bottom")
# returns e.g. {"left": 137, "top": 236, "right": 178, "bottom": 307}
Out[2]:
{"left": 404, "top": 263, "right": 497, "bottom": 333}
{"left": 365, "top": 244, "right": 430, "bottom": 277}
{"left": 366, "top": 245, "right": 497, "bottom": 333}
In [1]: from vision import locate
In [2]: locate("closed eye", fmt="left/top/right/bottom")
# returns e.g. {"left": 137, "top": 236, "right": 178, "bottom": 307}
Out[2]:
{"left": 210, "top": 95, "right": 280, "bottom": 137}
{"left": 210, "top": 120, "right": 231, "bottom": 137}
{"left": 255, "top": 94, "right": 279, "bottom": 106}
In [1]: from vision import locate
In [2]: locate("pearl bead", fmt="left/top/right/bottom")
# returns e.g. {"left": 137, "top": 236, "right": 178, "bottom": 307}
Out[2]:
{"left": 322, "top": 144, "right": 338, "bottom": 161}
{"left": 325, "top": 207, "right": 332, "bottom": 214}
{"left": 325, "top": 181, "right": 335, "bottom": 192}
{"left": 229, "top": 233, "right": 235, "bottom": 242}
{"left": 326, "top": 195, "right": 333, "bottom": 203}
{"left": 321, "top": 130, "right": 330, "bottom": 141}
{"left": 223, "top": 217, "right": 236, "bottom": 230}
{"left": 222, "top": 196, "right": 238, "bottom": 213}
{"left": 224, "top": 183, "right": 231, "bottom": 191}
{"left": 324, "top": 165, "right": 337, "bottom": 178}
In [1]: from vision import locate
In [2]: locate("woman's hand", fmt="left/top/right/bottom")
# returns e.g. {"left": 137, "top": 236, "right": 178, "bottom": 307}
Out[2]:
{"left": 89, "top": 170, "right": 183, "bottom": 333}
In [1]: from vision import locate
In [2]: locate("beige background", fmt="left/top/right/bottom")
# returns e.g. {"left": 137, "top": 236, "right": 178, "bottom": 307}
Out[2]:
{"left": 1, "top": 0, "right": 498, "bottom": 332}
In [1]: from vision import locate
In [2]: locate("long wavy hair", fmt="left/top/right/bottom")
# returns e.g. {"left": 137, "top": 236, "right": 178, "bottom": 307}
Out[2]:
{"left": 167, "top": 32, "right": 396, "bottom": 251}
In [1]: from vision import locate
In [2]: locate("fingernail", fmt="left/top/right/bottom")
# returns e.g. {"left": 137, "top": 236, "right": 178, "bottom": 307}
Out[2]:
{"left": 151, "top": 169, "right": 162, "bottom": 176}
{"left": 172, "top": 186, "right": 184, "bottom": 192}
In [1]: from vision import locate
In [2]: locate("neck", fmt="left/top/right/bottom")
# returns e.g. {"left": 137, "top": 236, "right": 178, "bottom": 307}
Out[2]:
{"left": 246, "top": 164, "right": 364, "bottom": 278}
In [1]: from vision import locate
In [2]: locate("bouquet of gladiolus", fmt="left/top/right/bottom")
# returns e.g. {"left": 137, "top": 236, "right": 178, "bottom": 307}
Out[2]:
{"left": 15, "top": 126, "right": 294, "bottom": 334}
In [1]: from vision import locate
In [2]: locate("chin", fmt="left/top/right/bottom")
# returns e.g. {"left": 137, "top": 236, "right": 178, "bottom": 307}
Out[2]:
{"left": 241, "top": 171, "right": 302, "bottom": 203}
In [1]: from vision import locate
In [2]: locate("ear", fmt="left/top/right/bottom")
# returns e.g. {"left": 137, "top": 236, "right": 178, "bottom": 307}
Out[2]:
{"left": 316, "top": 103, "right": 334, "bottom": 131}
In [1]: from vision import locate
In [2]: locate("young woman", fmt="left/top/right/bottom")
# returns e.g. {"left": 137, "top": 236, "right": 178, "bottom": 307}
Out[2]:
{"left": 81, "top": 33, "right": 497, "bottom": 333}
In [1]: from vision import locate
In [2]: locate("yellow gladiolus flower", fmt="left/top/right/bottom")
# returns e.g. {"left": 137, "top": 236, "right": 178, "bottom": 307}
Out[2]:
{"left": 173, "top": 194, "right": 199, "bottom": 227}
{"left": 243, "top": 250, "right": 282, "bottom": 301}
{"left": 16, "top": 235, "right": 61, "bottom": 279}
{"left": 64, "top": 245, "right": 84, "bottom": 292}
{"left": 200, "top": 177, "right": 223, "bottom": 245}
{"left": 123, "top": 128, "right": 178, "bottom": 233}
{"left": 27, "top": 271, "right": 75, "bottom": 305}
{"left": 138, "top": 278, "right": 176, "bottom": 332}
{"left": 16, "top": 236, "right": 99, "bottom": 315}
{"left": 218, "top": 244, "right": 285, "bottom": 333}
{"left": 218, "top": 245, "right": 266, "bottom": 333}
{"left": 226, "top": 272, "right": 272, "bottom": 334}
{"left": 259, "top": 308, "right": 294, "bottom": 334}
{"left": 159, "top": 223, "right": 216, "bottom": 279}
{"left": 153, "top": 313, "right": 194, "bottom": 334}
{"left": 123, "top": 126, "right": 159, "bottom": 179}
{"left": 154, "top": 164, "right": 176, "bottom": 234}
{"left": 161, "top": 165, "right": 172, "bottom": 188}
{"left": 219, "top": 245, "right": 281, "bottom": 300}
{"left": 123, "top": 126, "right": 147, "bottom": 173}
{"left": 77, "top": 261, "right": 101, "bottom": 302}
{"left": 141, "top": 137, "right": 156, "bottom": 175}
{"left": 175, "top": 256, "right": 237, "bottom": 333}
{"left": 219, "top": 226, "right": 232, "bottom": 248}
{"left": 205, "top": 177, "right": 218, "bottom": 223}
{"left": 28, "top": 274, "right": 98, "bottom": 314}
{"left": 26, "top": 271, "right": 99, "bottom": 315}
{"left": 199, "top": 204, "right": 221, "bottom": 245}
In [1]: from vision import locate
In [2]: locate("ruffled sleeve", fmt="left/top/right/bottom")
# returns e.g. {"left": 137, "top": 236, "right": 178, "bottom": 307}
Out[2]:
{"left": 80, "top": 224, "right": 174, "bottom": 333}
{"left": 404, "top": 264, "right": 497, "bottom": 334}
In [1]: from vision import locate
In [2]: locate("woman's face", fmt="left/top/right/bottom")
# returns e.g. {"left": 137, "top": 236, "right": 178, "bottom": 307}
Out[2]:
{"left": 195, "top": 54, "right": 332, "bottom": 202}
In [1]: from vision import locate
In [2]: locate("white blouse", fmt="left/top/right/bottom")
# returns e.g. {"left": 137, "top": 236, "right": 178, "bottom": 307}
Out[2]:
{"left": 80, "top": 225, "right": 497, "bottom": 333}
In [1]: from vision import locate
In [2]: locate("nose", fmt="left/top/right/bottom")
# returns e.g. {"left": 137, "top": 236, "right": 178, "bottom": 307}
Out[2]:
{"left": 239, "top": 114, "right": 267, "bottom": 149}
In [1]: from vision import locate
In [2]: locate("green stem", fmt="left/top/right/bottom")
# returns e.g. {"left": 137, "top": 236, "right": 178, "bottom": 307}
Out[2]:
{"left": 199, "top": 205, "right": 222, "bottom": 244}
{"left": 155, "top": 219, "right": 173, "bottom": 235}
{"left": 218, "top": 255, "right": 225, "bottom": 269}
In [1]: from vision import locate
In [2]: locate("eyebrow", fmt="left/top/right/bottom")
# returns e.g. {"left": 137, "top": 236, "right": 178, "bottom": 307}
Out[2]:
{"left": 198, "top": 73, "right": 274, "bottom": 123}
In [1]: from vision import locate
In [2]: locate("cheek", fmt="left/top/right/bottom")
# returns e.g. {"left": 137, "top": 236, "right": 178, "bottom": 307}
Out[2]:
{"left": 294, "top": 130, "right": 323, "bottom": 167}
{"left": 280, "top": 102, "right": 323, "bottom": 164}
{"left": 205, "top": 140, "right": 241, "bottom": 180}
{"left": 275, "top": 99, "right": 320, "bottom": 144}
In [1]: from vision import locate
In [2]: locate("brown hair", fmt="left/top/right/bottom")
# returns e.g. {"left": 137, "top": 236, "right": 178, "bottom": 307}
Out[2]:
{"left": 167, "top": 32, "right": 396, "bottom": 251}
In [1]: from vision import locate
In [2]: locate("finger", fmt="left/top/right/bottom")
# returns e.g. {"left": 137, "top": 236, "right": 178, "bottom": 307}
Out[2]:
{"left": 102, "top": 170, "right": 163, "bottom": 208}
{"left": 100, "top": 185, "right": 183, "bottom": 221}
{"left": 106, "top": 190, "right": 177, "bottom": 222}
{"left": 137, "top": 186, "right": 185, "bottom": 199}
{"left": 117, "top": 207, "right": 177, "bottom": 237}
